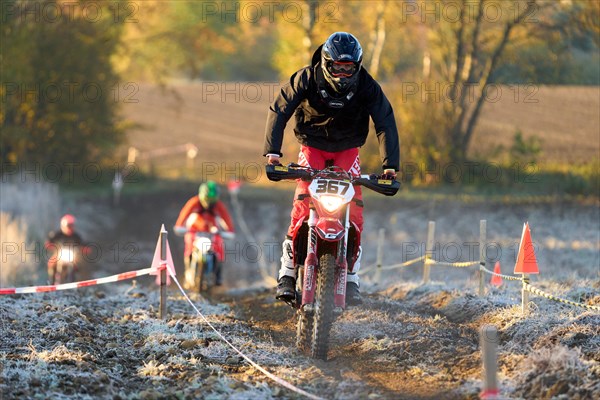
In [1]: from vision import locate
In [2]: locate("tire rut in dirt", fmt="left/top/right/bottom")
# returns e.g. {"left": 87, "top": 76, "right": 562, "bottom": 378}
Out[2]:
{"left": 311, "top": 253, "right": 336, "bottom": 360}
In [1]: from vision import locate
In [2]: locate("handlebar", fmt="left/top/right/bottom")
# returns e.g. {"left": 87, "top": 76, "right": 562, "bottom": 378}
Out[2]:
{"left": 219, "top": 231, "right": 236, "bottom": 240}
{"left": 265, "top": 164, "right": 312, "bottom": 181}
{"left": 173, "top": 226, "right": 236, "bottom": 239}
{"left": 265, "top": 164, "right": 400, "bottom": 196}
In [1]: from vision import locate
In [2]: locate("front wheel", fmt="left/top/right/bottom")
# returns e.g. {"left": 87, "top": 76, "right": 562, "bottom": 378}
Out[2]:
{"left": 296, "top": 267, "right": 312, "bottom": 354}
{"left": 195, "top": 253, "right": 205, "bottom": 294}
{"left": 311, "top": 253, "right": 336, "bottom": 360}
{"left": 197, "top": 252, "right": 217, "bottom": 294}
{"left": 296, "top": 309, "right": 313, "bottom": 354}
{"left": 55, "top": 263, "right": 69, "bottom": 285}
{"left": 68, "top": 265, "right": 76, "bottom": 283}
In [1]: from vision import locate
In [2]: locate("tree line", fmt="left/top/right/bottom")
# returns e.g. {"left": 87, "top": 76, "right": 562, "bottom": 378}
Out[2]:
{"left": 1, "top": 0, "right": 598, "bottom": 175}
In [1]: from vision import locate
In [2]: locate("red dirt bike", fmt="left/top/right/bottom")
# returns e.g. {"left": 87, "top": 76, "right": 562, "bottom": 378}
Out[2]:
{"left": 176, "top": 223, "right": 235, "bottom": 294}
{"left": 266, "top": 163, "right": 399, "bottom": 359}
{"left": 191, "top": 227, "right": 234, "bottom": 293}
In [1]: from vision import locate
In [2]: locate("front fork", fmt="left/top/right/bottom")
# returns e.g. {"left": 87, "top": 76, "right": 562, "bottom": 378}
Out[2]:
{"left": 301, "top": 206, "right": 349, "bottom": 309}
{"left": 334, "top": 205, "right": 350, "bottom": 309}
{"left": 301, "top": 209, "right": 318, "bottom": 307}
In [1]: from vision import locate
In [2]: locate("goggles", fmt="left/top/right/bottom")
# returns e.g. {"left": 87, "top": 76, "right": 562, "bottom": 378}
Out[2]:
{"left": 328, "top": 61, "right": 358, "bottom": 77}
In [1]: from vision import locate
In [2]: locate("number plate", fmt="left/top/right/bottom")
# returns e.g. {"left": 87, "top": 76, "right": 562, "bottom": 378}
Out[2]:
{"left": 308, "top": 178, "right": 355, "bottom": 202}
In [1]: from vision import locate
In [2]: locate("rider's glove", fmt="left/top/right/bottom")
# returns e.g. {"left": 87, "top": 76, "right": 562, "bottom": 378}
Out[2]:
{"left": 173, "top": 226, "right": 187, "bottom": 236}
{"left": 266, "top": 153, "right": 281, "bottom": 166}
{"left": 381, "top": 168, "right": 397, "bottom": 180}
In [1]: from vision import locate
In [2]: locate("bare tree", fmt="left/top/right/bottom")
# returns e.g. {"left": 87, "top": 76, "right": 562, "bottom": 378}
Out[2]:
{"left": 368, "top": 1, "right": 389, "bottom": 78}
{"left": 422, "top": 0, "right": 584, "bottom": 163}
{"left": 302, "top": 1, "right": 319, "bottom": 64}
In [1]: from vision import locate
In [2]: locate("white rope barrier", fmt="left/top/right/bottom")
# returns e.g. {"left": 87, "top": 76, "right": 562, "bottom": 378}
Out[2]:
{"left": 362, "top": 255, "right": 426, "bottom": 273}
{"left": 170, "top": 274, "right": 324, "bottom": 400}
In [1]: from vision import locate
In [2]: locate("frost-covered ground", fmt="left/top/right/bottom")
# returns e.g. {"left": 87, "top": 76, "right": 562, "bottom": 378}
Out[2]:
{"left": 1, "top": 284, "right": 286, "bottom": 399}
{"left": 1, "top": 189, "right": 599, "bottom": 399}
{"left": 1, "top": 279, "right": 598, "bottom": 399}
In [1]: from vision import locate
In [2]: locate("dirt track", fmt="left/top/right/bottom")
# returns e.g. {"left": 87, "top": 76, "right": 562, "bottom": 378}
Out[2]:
{"left": 221, "top": 289, "right": 474, "bottom": 400}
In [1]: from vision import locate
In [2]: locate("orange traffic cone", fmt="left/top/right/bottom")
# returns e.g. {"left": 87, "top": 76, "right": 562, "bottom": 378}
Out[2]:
{"left": 490, "top": 261, "right": 502, "bottom": 287}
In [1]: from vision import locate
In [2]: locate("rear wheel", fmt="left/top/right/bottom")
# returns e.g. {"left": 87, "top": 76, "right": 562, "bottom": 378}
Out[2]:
{"left": 311, "top": 253, "right": 336, "bottom": 360}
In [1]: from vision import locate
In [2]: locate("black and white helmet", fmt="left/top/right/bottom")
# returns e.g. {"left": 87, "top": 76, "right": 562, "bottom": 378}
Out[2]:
{"left": 321, "top": 32, "right": 363, "bottom": 94}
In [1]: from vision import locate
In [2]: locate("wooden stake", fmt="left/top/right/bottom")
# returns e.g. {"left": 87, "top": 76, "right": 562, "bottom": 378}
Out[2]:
{"left": 479, "top": 220, "right": 487, "bottom": 297}
{"left": 423, "top": 221, "right": 435, "bottom": 284}
{"left": 374, "top": 228, "right": 385, "bottom": 282}
{"left": 521, "top": 274, "right": 529, "bottom": 315}
{"left": 480, "top": 325, "right": 499, "bottom": 399}
{"left": 159, "top": 227, "right": 167, "bottom": 320}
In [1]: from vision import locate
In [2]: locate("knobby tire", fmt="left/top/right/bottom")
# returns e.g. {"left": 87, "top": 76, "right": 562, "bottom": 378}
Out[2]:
{"left": 311, "top": 253, "right": 336, "bottom": 360}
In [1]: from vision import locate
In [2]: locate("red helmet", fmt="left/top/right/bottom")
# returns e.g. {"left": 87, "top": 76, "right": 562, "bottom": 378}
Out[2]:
{"left": 60, "top": 214, "right": 76, "bottom": 235}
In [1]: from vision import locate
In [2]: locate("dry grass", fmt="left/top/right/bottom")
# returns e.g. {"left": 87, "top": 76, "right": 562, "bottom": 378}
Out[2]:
{"left": 121, "top": 83, "right": 600, "bottom": 176}
{"left": 0, "top": 182, "right": 61, "bottom": 286}
{"left": 0, "top": 182, "right": 61, "bottom": 240}
{"left": 473, "top": 86, "right": 600, "bottom": 163}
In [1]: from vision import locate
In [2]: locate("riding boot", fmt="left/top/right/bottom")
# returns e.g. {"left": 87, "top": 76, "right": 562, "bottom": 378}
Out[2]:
{"left": 276, "top": 238, "right": 296, "bottom": 301}
{"left": 347, "top": 246, "right": 363, "bottom": 305}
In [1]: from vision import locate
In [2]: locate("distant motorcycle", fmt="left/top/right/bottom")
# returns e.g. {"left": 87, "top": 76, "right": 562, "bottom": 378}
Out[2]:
{"left": 52, "top": 245, "right": 78, "bottom": 285}
{"left": 267, "top": 163, "right": 399, "bottom": 360}
{"left": 174, "top": 217, "right": 235, "bottom": 294}
{"left": 189, "top": 226, "right": 234, "bottom": 293}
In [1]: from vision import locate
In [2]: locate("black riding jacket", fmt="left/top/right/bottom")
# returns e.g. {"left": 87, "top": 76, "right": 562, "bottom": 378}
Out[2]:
{"left": 46, "top": 231, "right": 84, "bottom": 247}
{"left": 263, "top": 48, "right": 400, "bottom": 171}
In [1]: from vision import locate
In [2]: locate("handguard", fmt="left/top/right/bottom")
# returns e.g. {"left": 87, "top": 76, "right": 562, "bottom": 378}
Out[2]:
{"left": 266, "top": 164, "right": 311, "bottom": 181}
{"left": 354, "top": 175, "right": 401, "bottom": 196}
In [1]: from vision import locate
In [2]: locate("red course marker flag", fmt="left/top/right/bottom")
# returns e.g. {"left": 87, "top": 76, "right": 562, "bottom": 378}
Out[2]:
{"left": 227, "top": 179, "right": 242, "bottom": 195}
{"left": 150, "top": 228, "right": 176, "bottom": 285}
{"left": 490, "top": 261, "right": 502, "bottom": 287}
{"left": 513, "top": 222, "right": 539, "bottom": 274}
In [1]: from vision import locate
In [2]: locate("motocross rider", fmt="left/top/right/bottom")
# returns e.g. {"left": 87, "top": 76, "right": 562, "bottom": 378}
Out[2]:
{"left": 45, "top": 214, "right": 90, "bottom": 284}
{"left": 174, "top": 181, "right": 235, "bottom": 287}
{"left": 263, "top": 32, "right": 400, "bottom": 305}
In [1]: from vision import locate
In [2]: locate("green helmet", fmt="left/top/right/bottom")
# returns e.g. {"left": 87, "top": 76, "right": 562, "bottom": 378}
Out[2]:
{"left": 198, "top": 181, "right": 219, "bottom": 208}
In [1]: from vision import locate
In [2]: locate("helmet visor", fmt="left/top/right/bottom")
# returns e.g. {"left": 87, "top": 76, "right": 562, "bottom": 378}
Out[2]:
{"left": 328, "top": 61, "right": 358, "bottom": 77}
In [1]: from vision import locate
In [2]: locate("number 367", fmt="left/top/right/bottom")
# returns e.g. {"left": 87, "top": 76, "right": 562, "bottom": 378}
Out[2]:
{"left": 315, "top": 180, "right": 350, "bottom": 195}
